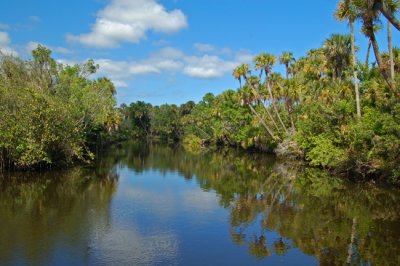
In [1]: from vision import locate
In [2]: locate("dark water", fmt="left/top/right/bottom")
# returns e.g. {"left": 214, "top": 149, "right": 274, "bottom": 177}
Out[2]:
{"left": 0, "top": 142, "right": 399, "bottom": 266}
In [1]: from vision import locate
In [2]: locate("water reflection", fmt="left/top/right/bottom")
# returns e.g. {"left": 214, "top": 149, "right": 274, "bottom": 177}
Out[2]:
{"left": 0, "top": 168, "right": 117, "bottom": 266}
{"left": 108, "top": 142, "right": 400, "bottom": 265}
{"left": 0, "top": 142, "right": 399, "bottom": 265}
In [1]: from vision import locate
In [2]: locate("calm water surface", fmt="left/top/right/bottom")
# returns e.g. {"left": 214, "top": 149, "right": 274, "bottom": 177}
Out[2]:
{"left": 0, "top": 142, "right": 399, "bottom": 265}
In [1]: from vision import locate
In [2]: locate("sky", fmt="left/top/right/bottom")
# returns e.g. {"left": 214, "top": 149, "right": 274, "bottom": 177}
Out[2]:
{"left": 0, "top": 0, "right": 399, "bottom": 106}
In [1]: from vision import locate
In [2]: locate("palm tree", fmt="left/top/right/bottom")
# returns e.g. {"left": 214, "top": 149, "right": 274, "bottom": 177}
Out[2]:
{"left": 374, "top": 0, "right": 400, "bottom": 30}
{"left": 233, "top": 65, "right": 278, "bottom": 140}
{"left": 279, "top": 52, "right": 296, "bottom": 79}
{"left": 247, "top": 75, "right": 281, "bottom": 133}
{"left": 386, "top": 0, "right": 399, "bottom": 82}
{"left": 237, "top": 85, "right": 277, "bottom": 140}
{"left": 232, "top": 64, "right": 250, "bottom": 88}
{"left": 355, "top": 0, "right": 393, "bottom": 88}
{"left": 336, "top": 0, "right": 362, "bottom": 117}
{"left": 388, "top": 20, "right": 395, "bottom": 82}
{"left": 253, "top": 53, "right": 289, "bottom": 135}
{"left": 323, "top": 34, "right": 352, "bottom": 81}
{"left": 232, "top": 66, "right": 243, "bottom": 88}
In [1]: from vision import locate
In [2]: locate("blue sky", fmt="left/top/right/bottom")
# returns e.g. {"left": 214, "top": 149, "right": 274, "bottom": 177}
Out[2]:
{"left": 0, "top": 0, "right": 399, "bottom": 106}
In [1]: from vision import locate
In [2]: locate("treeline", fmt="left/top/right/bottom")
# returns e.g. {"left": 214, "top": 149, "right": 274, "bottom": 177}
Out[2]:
{"left": 118, "top": 0, "right": 400, "bottom": 183}
{"left": 0, "top": 45, "right": 120, "bottom": 170}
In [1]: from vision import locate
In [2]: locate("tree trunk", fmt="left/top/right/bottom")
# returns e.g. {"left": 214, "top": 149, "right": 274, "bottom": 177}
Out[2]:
{"left": 366, "top": 17, "right": 393, "bottom": 88}
{"left": 249, "top": 86, "right": 280, "bottom": 132}
{"left": 266, "top": 82, "right": 289, "bottom": 135}
{"left": 285, "top": 63, "right": 289, "bottom": 80}
{"left": 365, "top": 40, "right": 372, "bottom": 67}
{"left": 248, "top": 104, "right": 277, "bottom": 140}
{"left": 376, "top": 0, "right": 400, "bottom": 31}
{"left": 350, "top": 20, "right": 361, "bottom": 118}
{"left": 289, "top": 112, "right": 295, "bottom": 132}
{"left": 388, "top": 19, "right": 395, "bottom": 82}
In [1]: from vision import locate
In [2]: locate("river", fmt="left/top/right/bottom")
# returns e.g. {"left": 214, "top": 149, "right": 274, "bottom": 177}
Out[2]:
{"left": 0, "top": 141, "right": 399, "bottom": 265}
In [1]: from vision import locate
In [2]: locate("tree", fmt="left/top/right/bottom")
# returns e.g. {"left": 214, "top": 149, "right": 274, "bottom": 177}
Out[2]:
{"left": 386, "top": 0, "right": 399, "bottom": 82}
{"left": 354, "top": 0, "right": 394, "bottom": 88}
{"left": 237, "top": 85, "right": 277, "bottom": 140}
{"left": 279, "top": 51, "right": 296, "bottom": 79}
{"left": 232, "top": 64, "right": 250, "bottom": 88}
{"left": 253, "top": 53, "right": 289, "bottom": 135}
{"left": 374, "top": 0, "right": 400, "bottom": 30}
{"left": 336, "top": 0, "right": 362, "bottom": 117}
{"left": 323, "top": 34, "right": 352, "bottom": 81}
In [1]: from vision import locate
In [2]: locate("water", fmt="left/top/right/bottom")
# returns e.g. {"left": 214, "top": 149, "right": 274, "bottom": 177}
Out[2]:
{"left": 0, "top": 142, "right": 399, "bottom": 265}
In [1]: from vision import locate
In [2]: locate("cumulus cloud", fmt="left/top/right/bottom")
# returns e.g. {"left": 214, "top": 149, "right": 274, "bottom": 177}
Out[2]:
{"left": 183, "top": 55, "right": 236, "bottom": 79}
{"left": 92, "top": 45, "right": 253, "bottom": 87}
{"left": 55, "top": 44, "right": 253, "bottom": 90}
{"left": 94, "top": 49, "right": 184, "bottom": 87}
{"left": 67, "top": 0, "right": 188, "bottom": 48}
{"left": 193, "top": 43, "right": 216, "bottom": 53}
{"left": 26, "top": 41, "right": 72, "bottom": 55}
{"left": 0, "top": 31, "right": 18, "bottom": 56}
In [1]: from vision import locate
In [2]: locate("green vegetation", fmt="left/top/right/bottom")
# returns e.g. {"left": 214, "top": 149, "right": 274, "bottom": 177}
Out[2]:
{"left": 0, "top": 45, "right": 120, "bottom": 169}
{"left": 1, "top": 1, "right": 399, "bottom": 184}
{"left": 117, "top": 1, "right": 400, "bottom": 184}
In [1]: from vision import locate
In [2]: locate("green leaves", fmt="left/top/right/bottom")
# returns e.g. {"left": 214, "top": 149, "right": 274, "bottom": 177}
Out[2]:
{"left": 0, "top": 47, "right": 119, "bottom": 169}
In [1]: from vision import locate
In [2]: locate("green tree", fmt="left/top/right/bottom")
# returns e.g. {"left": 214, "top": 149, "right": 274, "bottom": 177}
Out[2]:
{"left": 336, "top": 0, "right": 362, "bottom": 117}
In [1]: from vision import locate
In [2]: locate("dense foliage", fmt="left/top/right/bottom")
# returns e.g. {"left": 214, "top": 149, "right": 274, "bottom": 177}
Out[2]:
{"left": 117, "top": 0, "right": 400, "bottom": 183}
{"left": 0, "top": 46, "right": 120, "bottom": 169}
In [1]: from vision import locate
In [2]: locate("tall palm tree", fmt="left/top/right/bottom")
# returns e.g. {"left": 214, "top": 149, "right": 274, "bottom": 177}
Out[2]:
{"left": 374, "top": 0, "right": 400, "bottom": 30}
{"left": 247, "top": 75, "right": 281, "bottom": 133}
{"left": 254, "top": 53, "right": 288, "bottom": 135}
{"left": 232, "top": 64, "right": 250, "bottom": 88}
{"left": 388, "top": 20, "right": 395, "bottom": 82}
{"left": 336, "top": 0, "right": 362, "bottom": 117}
{"left": 237, "top": 85, "right": 277, "bottom": 140}
{"left": 279, "top": 52, "right": 296, "bottom": 79}
{"left": 323, "top": 34, "right": 352, "bottom": 81}
{"left": 232, "top": 66, "right": 243, "bottom": 89}
{"left": 233, "top": 65, "right": 278, "bottom": 140}
{"left": 386, "top": 0, "right": 399, "bottom": 82}
{"left": 354, "top": 0, "right": 393, "bottom": 88}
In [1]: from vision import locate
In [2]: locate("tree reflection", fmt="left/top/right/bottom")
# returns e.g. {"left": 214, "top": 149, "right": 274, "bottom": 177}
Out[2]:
{"left": 1, "top": 141, "right": 399, "bottom": 265}
{"left": 110, "top": 141, "right": 400, "bottom": 265}
{"left": 0, "top": 166, "right": 118, "bottom": 265}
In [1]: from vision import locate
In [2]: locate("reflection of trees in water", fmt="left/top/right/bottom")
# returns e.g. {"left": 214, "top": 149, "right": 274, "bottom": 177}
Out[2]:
{"left": 111, "top": 141, "right": 400, "bottom": 265}
{"left": 0, "top": 167, "right": 118, "bottom": 265}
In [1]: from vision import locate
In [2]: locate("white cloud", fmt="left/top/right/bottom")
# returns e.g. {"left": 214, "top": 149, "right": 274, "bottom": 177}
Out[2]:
{"left": 183, "top": 55, "right": 238, "bottom": 79}
{"left": 56, "top": 58, "right": 78, "bottom": 66}
{"left": 193, "top": 43, "right": 216, "bottom": 53}
{"left": 67, "top": 0, "right": 188, "bottom": 48}
{"left": 153, "top": 47, "right": 185, "bottom": 59}
{"left": 26, "top": 41, "right": 72, "bottom": 55}
{"left": 0, "top": 32, "right": 10, "bottom": 45}
{"left": 0, "top": 31, "right": 18, "bottom": 56}
{"left": 55, "top": 45, "right": 253, "bottom": 90}
{"left": 234, "top": 50, "right": 254, "bottom": 63}
{"left": 112, "top": 80, "right": 129, "bottom": 88}
{"left": 93, "top": 45, "right": 253, "bottom": 86}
